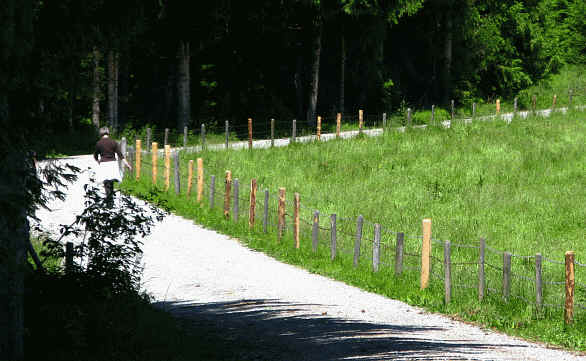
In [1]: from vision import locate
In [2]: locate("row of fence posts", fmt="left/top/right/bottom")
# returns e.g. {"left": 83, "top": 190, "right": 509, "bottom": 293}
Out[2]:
{"left": 137, "top": 92, "right": 572, "bottom": 151}
{"left": 130, "top": 141, "right": 578, "bottom": 324}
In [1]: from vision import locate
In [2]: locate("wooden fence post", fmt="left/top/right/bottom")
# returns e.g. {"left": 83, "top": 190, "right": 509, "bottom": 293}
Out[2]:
{"left": 135, "top": 139, "right": 141, "bottom": 180}
{"left": 359, "top": 109, "right": 364, "bottom": 134}
{"left": 513, "top": 97, "right": 518, "bottom": 115}
{"left": 152, "top": 142, "right": 158, "bottom": 184}
{"left": 65, "top": 242, "right": 74, "bottom": 274}
{"left": 197, "top": 158, "right": 203, "bottom": 202}
{"left": 451, "top": 100, "right": 455, "bottom": 120}
{"left": 146, "top": 127, "right": 151, "bottom": 152}
{"left": 421, "top": 219, "right": 432, "bottom": 290}
{"left": 407, "top": 108, "right": 412, "bottom": 127}
{"left": 187, "top": 159, "right": 194, "bottom": 196}
{"left": 444, "top": 240, "right": 452, "bottom": 304}
{"left": 263, "top": 189, "right": 269, "bottom": 233}
{"left": 278, "top": 188, "right": 286, "bottom": 241}
{"left": 292, "top": 119, "right": 297, "bottom": 143}
{"left": 395, "top": 232, "right": 404, "bottom": 275}
{"left": 330, "top": 214, "right": 337, "bottom": 261}
{"left": 565, "top": 251, "right": 575, "bottom": 324}
{"left": 535, "top": 253, "right": 543, "bottom": 310}
{"left": 183, "top": 126, "right": 188, "bottom": 147}
{"left": 472, "top": 103, "right": 476, "bottom": 119}
{"left": 382, "top": 112, "right": 387, "bottom": 130}
{"left": 373, "top": 224, "right": 381, "bottom": 272}
{"left": 532, "top": 95, "right": 537, "bottom": 113}
{"left": 317, "top": 116, "right": 322, "bottom": 140}
{"left": 431, "top": 105, "right": 435, "bottom": 125}
{"left": 294, "top": 193, "right": 300, "bottom": 249}
{"left": 248, "top": 118, "right": 253, "bottom": 150}
{"left": 503, "top": 252, "right": 511, "bottom": 301}
{"left": 173, "top": 151, "right": 180, "bottom": 195}
{"left": 552, "top": 94, "right": 557, "bottom": 111}
{"left": 249, "top": 179, "right": 257, "bottom": 228}
{"left": 479, "top": 238, "right": 486, "bottom": 301}
{"left": 164, "top": 145, "right": 170, "bottom": 191}
{"left": 353, "top": 215, "right": 364, "bottom": 267}
{"left": 225, "top": 120, "right": 229, "bottom": 149}
{"left": 233, "top": 179, "right": 239, "bottom": 222}
{"left": 164, "top": 128, "right": 169, "bottom": 147}
{"left": 496, "top": 98, "right": 501, "bottom": 115}
{"left": 336, "top": 113, "right": 341, "bottom": 138}
{"left": 224, "top": 171, "right": 232, "bottom": 218}
{"left": 120, "top": 137, "right": 127, "bottom": 178}
{"left": 201, "top": 124, "right": 206, "bottom": 150}
{"left": 312, "top": 211, "right": 319, "bottom": 253}
{"left": 270, "top": 118, "right": 275, "bottom": 147}
{"left": 209, "top": 175, "right": 215, "bottom": 208}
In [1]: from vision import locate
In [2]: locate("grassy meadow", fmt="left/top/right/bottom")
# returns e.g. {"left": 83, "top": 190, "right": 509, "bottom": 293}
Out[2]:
{"left": 121, "top": 108, "right": 586, "bottom": 350}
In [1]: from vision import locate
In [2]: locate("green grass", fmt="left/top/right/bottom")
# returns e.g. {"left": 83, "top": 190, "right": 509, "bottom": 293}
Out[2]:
{"left": 121, "top": 109, "right": 586, "bottom": 351}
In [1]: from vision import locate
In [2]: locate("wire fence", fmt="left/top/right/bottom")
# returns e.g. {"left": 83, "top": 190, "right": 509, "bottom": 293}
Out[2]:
{"left": 123, "top": 100, "right": 586, "bottom": 324}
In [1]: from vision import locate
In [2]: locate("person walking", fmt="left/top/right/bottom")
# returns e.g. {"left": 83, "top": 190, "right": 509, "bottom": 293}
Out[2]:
{"left": 93, "top": 127, "right": 131, "bottom": 205}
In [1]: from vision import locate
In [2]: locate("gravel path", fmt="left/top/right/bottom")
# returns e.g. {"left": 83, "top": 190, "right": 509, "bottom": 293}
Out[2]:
{"left": 34, "top": 151, "right": 585, "bottom": 361}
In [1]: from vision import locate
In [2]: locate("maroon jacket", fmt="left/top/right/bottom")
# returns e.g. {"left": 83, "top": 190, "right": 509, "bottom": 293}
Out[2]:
{"left": 94, "top": 137, "right": 124, "bottom": 162}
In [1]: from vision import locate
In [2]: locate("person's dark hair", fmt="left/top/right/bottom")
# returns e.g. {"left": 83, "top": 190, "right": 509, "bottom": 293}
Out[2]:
{"left": 99, "top": 127, "right": 110, "bottom": 137}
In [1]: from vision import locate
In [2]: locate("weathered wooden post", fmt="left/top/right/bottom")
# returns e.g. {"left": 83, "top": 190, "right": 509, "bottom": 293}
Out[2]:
{"left": 565, "top": 251, "right": 575, "bottom": 324}
{"left": 372, "top": 224, "right": 381, "bottom": 272}
{"left": 395, "top": 232, "right": 404, "bottom": 275}
{"left": 359, "top": 109, "right": 364, "bottom": 134}
{"left": 135, "top": 139, "right": 141, "bottom": 180}
{"left": 270, "top": 118, "right": 275, "bottom": 147}
{"left": 479, "top": 238, "right": 486, "bottom": 301}
{"left": 382, "top": 112, "right": 387, "bottom": 131}
{"left": 173, "top": 151, "right": 180, "bottom": 195}
{"left": 233, "top": 179, "right": 239, "bottom": 222}
{"left": 532, "top": 95, "right": 537, "bottom": 113}
{"left": 472, "top": 103, "right": 476, "bottom": 120}
{"left": 263, "top": 189, "right": 269, "bottom": 233}
{"left": 503, "top": 252, "right": 511, "bottom": 301}
{"left": 186, "top": 159, "right": 194, "bottom": 196}
{"left": 317, "top": 116, "right": 322, "bottom": 140}
{"left": 248, "top": 118, "right": 253, "bottom": 150}
{"left": 353, "top": 215, "right": 364, "bottom": 267}
{"left": 444, "top": 240, "right": 452, "bottom": 304}
{"left": 225, "top": 120, "right": 230, "bottom": 149}
{"left": 278, "top": 188, "right": 286, "bottom": 241}
{"left": 421, "top": 219, "right": 432, "bottom": 290}
{"left": 201, "top": 124, "right": 206, "bottom": 150}
{"left": 183, "top": 126, "right": 188, "bottom": 147}
{"left": 120, "top": 137, "right": 127, "bottom": 178}
{"left": 164, "top": 128, "right": 169, "bottom": 147}
{"left": 451, "top": 100, "right": 455, "bottom": 120}
{"left": 164, "top": 145, "right": 171, "bottom": 191}
{"left": 152, "top": 142, "right": 158, "bottom": 184}
{"left": 249, "top": 179, "right": 257, "bottom": 228}
{"left": 294, "top": 193, "right": 300, "bottom": 249}
{"left": 496, "top": 98, "right": 501, "bottom": 115}
{"left": 407, "top": 108, "right": 412, "bottom": 127}
{"left": 291, "top": 119, "right": 297, "bottom": 143}
{"left": 330, "top": 214, "right": 337, "bottom": 261}
{"left": 312, "top": 211, "right": 319, "bottom": 253}
{"left": 513, "top": 97, "right": 518, "bottom": 115}
{"left": 535, "top": 253, "right": 543, "bottom": 310}
{"left": 197, "top": 158, "right": 204, "bottom": 202}
{"left": 431, "top": 105, "right": 436, "bottom": 125}
{"left": 209, "top": 175, "right": 216, "bottom": 208}
{"left": 336, "top": 113, "right": 342, "bottom": 137}
{"left": 224, "top": 171, "right": 232, "bottom": 218}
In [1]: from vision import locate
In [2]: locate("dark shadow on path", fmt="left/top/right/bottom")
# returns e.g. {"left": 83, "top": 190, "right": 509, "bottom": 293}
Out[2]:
{"left": 155, "top": 299, "right": 526, "bottom": 361}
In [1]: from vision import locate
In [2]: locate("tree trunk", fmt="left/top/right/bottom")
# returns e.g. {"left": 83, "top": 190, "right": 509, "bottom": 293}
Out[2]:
{"left": 92, "top": 49, "right": 101, "bottom": 130}
{"left": 0, "top": 151, "right": 28, "bottom": 361}
{"left": 306, "top": 18, "right": 322, "bottom": 125}
{"left": 177, "top": 41, "right": 191, "bottom": 132}
{"left": 118, "top": 54, "right": 128, "bottom": 131}
{"left": 107, "top": 50, "right": 119, "bottom": 133}
{"left": 339, "top": 33, "right": 345, "bottom": 114}
{"left": 294, "top": 54, "right": 304, "bottom": 121}
{"left": 442, "top": 12, "right": 452, "bottom": 104}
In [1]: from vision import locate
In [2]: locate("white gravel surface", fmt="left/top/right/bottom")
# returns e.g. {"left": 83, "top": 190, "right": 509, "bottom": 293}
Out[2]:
{"left": 34, "top": 147, "right": 586, "bottom": 360}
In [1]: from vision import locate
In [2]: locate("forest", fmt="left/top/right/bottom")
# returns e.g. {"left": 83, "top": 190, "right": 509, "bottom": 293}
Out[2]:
{"left": 1, "top": 0, "right": 584, "bottom": 144}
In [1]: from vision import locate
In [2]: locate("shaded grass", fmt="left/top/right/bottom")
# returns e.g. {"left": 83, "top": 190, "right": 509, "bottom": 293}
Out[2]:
{"left": 122, "top": 109, "right": 586, "bottom": 351}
